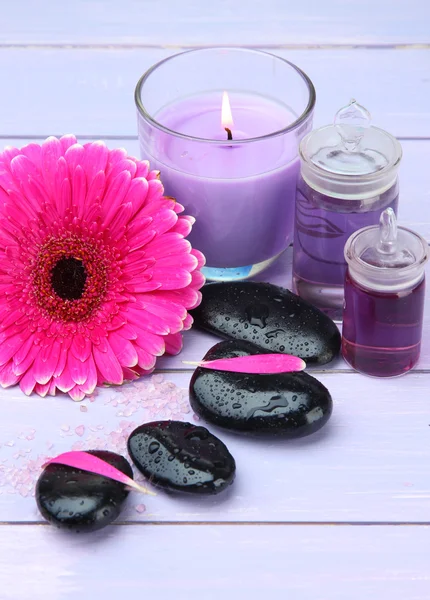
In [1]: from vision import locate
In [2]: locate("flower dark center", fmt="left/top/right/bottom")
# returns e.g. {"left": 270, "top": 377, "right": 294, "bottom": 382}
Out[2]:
{"left": 32, "top": 234, "right": 116, "bottom": 323}
{"left": 51, "top": 257, "right": 87, "bottom": 300}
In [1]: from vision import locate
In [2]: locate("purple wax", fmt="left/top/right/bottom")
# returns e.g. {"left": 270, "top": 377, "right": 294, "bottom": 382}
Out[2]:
{"left": 342, "top": 270, "right": 425, "bottom": 377}
{"left": 142, "top": 95, "right": 306, "bottom": 269}
{"left": 292, "top": 176, "right": 399, "bottom": 314}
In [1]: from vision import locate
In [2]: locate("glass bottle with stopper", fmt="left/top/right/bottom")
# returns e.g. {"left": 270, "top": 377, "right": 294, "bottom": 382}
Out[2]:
{"left": 342, "top": 208, "right": 429, "bottom": 377}
{"left": 292, "top": 99, "right": 402, "bottom": 320}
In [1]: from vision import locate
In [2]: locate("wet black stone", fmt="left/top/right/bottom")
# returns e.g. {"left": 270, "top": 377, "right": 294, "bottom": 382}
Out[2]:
{"left": 189, "top": 340, "right": 333, "bottom": 437}
{"left": 36, "top": 450, "right": 133, "bottom": 533}
{"left": 190, "top": 282, "right": 341, "bottom": 365}
{"left": 127, "top": 421, "right": 236, "bottom": 495}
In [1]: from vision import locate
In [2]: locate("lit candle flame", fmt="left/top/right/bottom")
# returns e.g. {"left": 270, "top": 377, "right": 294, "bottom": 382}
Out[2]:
{"left": 222, "top": 91, "right": 234, "bottom": 131}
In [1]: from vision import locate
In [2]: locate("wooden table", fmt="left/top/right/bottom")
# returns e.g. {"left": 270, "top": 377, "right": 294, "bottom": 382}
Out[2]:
{"left": 1, "top": 2, "right": 430, "bottom": 598}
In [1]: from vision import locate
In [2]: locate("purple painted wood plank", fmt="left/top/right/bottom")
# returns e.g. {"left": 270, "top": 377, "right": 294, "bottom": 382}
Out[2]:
{"left": 1, "top": 524, "right": 430, "bottom": 600}
{"left": 1, "top": 0, "right": 429, "bottom": 45}
{"left": 0, "top": 48, "right": 429, "bottom": 138}
{"left": 1, "top": 371, "right": 430, "bottom": 523}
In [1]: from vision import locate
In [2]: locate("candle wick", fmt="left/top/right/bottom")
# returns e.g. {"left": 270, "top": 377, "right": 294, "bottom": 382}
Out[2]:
{"left": 225, "top": 127, "right": 233, "bottom": 141}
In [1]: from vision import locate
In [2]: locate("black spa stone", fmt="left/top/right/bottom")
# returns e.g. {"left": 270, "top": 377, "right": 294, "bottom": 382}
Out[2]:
{"left": 36, "top": 450, "right": 133, "bottom": 533}
{"left": 189, "top": 340, "right": 333, "bottom": 436}
{"left": 190, "top": 282, "right": 341, "bottom": 365}
{"left": 127, "top": 421, "right": 236, "bottom": 495}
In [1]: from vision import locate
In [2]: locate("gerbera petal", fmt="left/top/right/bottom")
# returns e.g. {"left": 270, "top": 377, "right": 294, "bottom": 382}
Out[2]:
{"left": 68, "top": 352, "right": 89, "bottom": 385}
{"left": 182, "top": 313, "right": 194, "bottom": 330}
{"left": 54, "top": 365, "right": 75, "bottom": 393}
{"left": 150, "top": 267, "right": 192, "bottom": 290}
{"left": 135, "top": 300, "right": 184, "bottom": 333}
{"left": 126, "top": 307, "right": 170, "bottom": 336}
{"left": 0, "top": 331, "right": 28, "bottom": 367}
{"left": 134, "top": 328, "right": 165, "bottom": 357}
{"left": 135, "top": 346, "right": 157, "bottom": 371}
{"left": 85, "top": 171, "right": 106, "bottom": 214}
{"left": 127, "top": 227, "right": 157, "bottom": 252}
{"left": 82, "top": 141, "right": 109, "bottom": 181}
{"left": 21, "top": 143, "right": 43, "bottom": 170}
{"left": 42, "top": 136, "right": 63, "bottom": 199}
{"left": 125, "top": 177, "right": 149, "bottom": 216}
{"left": 70, "top": 334, "right": 92, "bottom": 362}
{"left": 32, "top": 344, "right": 60, "bottom": 385}
{"left": 72, "top": 165, "right": 87, "bottom": 219}
{"left": 68, "top": 385, "right": 86, "bottom": 402}
{"left": 13, "top": 334, "right": 37, "bottom": 367}
{"left": 65, "top": 143, "right": 85, "bottom": 172}
{"left": 164, "top": 332, "right": 183, "bottom": 355}
{"left": 34, "top": 381, "right": 51, "bottom": 397}
{"left": 93, "top": 342, "right": 123, "bottom": 385}
{"left": 60, "top": 135, "right": 78, "bottom": 153}
{"left": 145, "top": 233, "right": 191, "bottom": 259}
{"left": 78, "top": 355, "right": 97, "bottom": 394}
{"left": 108, "top": 332, "right": 138, "bottom": 368}
{"left": 133, "top": 159, "right": 150, "bottom": 179}
{"left": 0, "top": 361, "right": 20, "bottom": 388}
{"left": 172, "top": 215, "right": 195, "bottom": 238}
{"left": 101, "top": 171, "right": 131, "bottom": 223}
{"left": 19, "top": 370, "right": 37, "bottom": 396}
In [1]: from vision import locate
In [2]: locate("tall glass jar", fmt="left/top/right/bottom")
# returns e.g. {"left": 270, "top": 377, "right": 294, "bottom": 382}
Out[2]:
{"left": 292, "top": 100, "right": 402, "bottom": 320}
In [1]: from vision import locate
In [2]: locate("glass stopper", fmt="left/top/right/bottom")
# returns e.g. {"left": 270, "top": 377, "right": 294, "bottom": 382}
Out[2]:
{"left": 334, "top": 99, "right": 371, "bottom": 152}
{"left": 377, "top": 208, "right": 397, "bottom": 255}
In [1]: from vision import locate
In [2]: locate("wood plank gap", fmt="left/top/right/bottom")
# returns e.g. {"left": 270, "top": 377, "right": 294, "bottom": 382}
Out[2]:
{"left": 0, "top": 43, "right": 429, "bottom": 50}
{"left": 1, "top": 135, "right": 428, "bottom": 142}
{"left": 154, "top": 368, "right": 430, "bottom": 375}
{"left": 0, "top": 520, "right": 429, "bottom": 527}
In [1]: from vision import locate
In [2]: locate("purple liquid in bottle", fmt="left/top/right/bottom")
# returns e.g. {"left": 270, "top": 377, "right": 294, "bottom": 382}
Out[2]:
{"left": 341, "top": 209, "right": 429, "bottom": 377}
{"left": 292, "top": 100, "right": 403, "bottom": 318}
{"left": 342, "top": 271, "right": 425, "bottom": 377}
{"left": 293, "top": 176, "right": 398, "bottom": 314}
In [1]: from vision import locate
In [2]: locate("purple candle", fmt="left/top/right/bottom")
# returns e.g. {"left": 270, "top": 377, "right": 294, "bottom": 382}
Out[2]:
{"left": 135, "top": 48, "right": 315, "bottom": 281}
{"left": 151, "top": 94, "right": 301, "bottom": 270}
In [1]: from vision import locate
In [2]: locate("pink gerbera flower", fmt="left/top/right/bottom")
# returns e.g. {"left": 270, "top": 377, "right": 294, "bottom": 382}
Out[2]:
{"left": 0, "top": 135, "right": 205, "bottom": 401}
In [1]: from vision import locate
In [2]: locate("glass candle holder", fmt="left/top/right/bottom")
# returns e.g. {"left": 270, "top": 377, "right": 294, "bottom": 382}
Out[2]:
{"left": 135, "top": 48, "right": 315, "bottom": 281}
